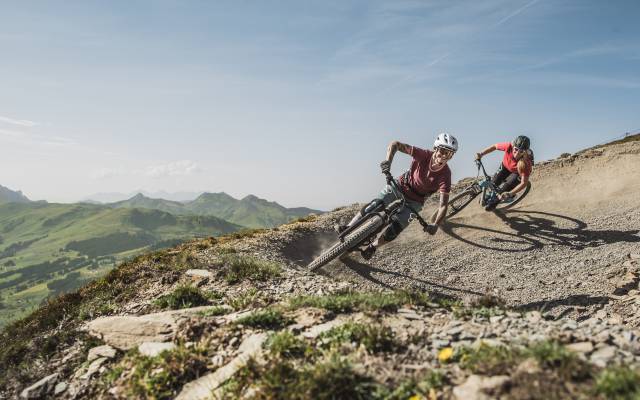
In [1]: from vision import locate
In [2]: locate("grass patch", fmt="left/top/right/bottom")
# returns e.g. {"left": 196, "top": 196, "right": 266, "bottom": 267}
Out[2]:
{"left": 235, "top": 308, "right": 292, "bottom": 330}
{"left": 319, "top": 322, "right": 399, "bottom": 353}
{"left": 382, "top": 370, "right": 445, "bottom": 400}
{"left": 112, "top": 345, "right": 208, "bottom": 399}
{"left": 221, "top": 353, "right": 378, "bottom": 400}
{"left": 266, "top": 331, "right": 312, "bottom": 359}
{"left": 455, "top": 340, "right": 592, "bottom": 381}
{"left": 594, "top": 365, "right": 640, "bottom": 399}
{"left": 228, "top": 288, "right": 264, "bottom": 311}
{"left": 197, "top": 306, "right": 229, "bottom": 317}
{"left": 154, "top": 285, "right": 210, "bottom": 310}
{"left": 288, "top": 290, "right": 433, "bottom": 314}
{"left": 220, "top": 254, "right": 281, "bottom": 284}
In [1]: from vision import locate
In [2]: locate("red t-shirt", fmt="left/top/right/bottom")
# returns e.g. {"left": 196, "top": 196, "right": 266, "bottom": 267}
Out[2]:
{"left": 495, "top": 142, "right": 533, "bottom": 177}
{"left": 398, "top": 146, "right": 451, "bottom": 202}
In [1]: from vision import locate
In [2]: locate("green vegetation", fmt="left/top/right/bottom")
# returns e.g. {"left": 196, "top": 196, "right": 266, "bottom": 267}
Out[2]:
{"left": 220, "top": 254, "right": 282, "bottom": 284}
{"left": 288, "top": 290, "right": 433, "bottom": 314}
{"left": 197, "top": 306, "right": 229, "bottom": 317}
{"left": 0, "top": 202, "right": 242, "bottom": 327}
{"left": 266, "top": 331, "right": 312, "bottom": 359}
{"left": 110, "top": 345, "right": 208, "bottom": 399}
{"left": 319, "top": 322, "right": 399, "bottom": 353}
{"left": 222, "top": 354, "right": 377, "bottom": 400}
{"left": 595, "top": 365, "right": 640, "bottom": 399}
{"left": 153, "top": 286, "right": 211, "bottom": 310}
{"left": 110, "top": 192, "right": 321, "bottom": 229}
{"left": 381, "top": 371, "right": 445, "bottom": 400}
{"left": 235, "top": 308, "right": 292, "bottom": 330}
{"left": 228, "top": 288, "right": 263, "bottom": 311}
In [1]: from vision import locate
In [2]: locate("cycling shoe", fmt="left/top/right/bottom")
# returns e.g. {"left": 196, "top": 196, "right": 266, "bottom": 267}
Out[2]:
{"left": 360, "top": 244, "right": 376, "bottom": 260}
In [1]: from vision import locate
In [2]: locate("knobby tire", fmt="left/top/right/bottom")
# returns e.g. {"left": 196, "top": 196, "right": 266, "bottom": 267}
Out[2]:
{"left": 444, "top": 188, "right": 479, "bottom": 218}
{"left": 308, "top": 216, "right": 384, "bottom": 271}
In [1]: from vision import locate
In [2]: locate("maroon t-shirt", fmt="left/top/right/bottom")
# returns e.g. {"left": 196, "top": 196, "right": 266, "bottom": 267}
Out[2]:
{"left": 398, "top": 146, "right": 451, "bottom": 203}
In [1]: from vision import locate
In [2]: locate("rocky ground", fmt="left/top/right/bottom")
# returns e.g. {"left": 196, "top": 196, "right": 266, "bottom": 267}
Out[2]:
{"left": 2, "top": 136, "right": 640, "bottom": 399}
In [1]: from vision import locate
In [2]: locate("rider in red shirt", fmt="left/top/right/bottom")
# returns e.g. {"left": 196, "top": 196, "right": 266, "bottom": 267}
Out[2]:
{"left": 475, "top": 135, "right": 533, "bottom": 211}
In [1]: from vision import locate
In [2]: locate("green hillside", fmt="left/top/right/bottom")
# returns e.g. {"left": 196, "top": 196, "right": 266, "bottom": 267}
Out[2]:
{"left": 0, "top": 202, "right": 242, "bottom": 327}
{"left": 109, "top": 192, "right": 321, "bottom": 228}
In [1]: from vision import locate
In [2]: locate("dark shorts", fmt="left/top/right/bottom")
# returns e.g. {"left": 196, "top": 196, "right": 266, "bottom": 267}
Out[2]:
{"left": 376, "top": 182, "right": 424, "bottom": 241}
{"left": 492, "top": 163, "right": 521, "bottom": 193}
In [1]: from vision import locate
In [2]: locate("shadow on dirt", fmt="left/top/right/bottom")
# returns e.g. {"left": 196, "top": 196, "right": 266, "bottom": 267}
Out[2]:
{"left": 516, "top": 294, "right": 611, "bottom": 319}
{"left": 340, "top": 256, "right": 486, "bottom": 297}
{"left": 441, "top": 210, "right": 640, "bottom": 252}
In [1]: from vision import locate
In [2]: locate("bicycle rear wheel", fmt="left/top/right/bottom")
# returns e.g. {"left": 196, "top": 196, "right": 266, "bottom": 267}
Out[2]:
{"left": 442, "top": 188, "right": 480, "bottom": 219}
{"left": 308, "top": 215, "right": 384, "bottom": 271}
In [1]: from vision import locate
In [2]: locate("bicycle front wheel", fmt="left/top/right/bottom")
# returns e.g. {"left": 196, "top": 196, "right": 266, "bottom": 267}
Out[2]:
{"left": 308, "top": 215, "right": 384, "bottom": 271}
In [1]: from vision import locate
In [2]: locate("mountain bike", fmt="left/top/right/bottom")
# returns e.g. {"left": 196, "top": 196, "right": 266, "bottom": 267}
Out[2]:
{"left": 308, "top": 172, "right": 431, "bottom": 271}
{"left": 434, "top": 159, "right": 531, "bottom": 220}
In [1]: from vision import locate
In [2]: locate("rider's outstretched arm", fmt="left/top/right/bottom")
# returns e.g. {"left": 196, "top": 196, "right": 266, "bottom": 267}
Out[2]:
{"left": 432, "top": 192, "right": 450, "bottom": 226}
{"left": 386, "top": 141, "right": 412, "bottom": 164}
{"left": 476, "top": 144, "right": 497, "bottom": 159}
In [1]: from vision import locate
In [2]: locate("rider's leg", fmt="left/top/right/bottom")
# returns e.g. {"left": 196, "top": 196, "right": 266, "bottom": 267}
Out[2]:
{"left": 361, "top": 199, "right": 422, "bottom": 260}
{"left": 500, "top": 173, "right": 520, "bottom": 193}
{"left": 486, "top": 163, "right": 512, "bottom": 211}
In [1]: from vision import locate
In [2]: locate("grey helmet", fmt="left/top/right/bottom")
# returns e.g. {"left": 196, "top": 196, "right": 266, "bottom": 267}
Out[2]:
{"left": 434, "top": 132, "right": 459, "bottom": 152}
{"left": 513, "top": 135, "right": 531, "bottom": 150}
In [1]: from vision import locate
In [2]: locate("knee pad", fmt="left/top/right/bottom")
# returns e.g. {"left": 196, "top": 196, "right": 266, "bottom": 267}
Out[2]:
{"left": 383, "top": 218, "right": 404, "bottom": 242}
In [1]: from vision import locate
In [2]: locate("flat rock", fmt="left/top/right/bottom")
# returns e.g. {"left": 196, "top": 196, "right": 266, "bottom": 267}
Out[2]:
{"left": 138, "top": 342, "right": 177, "bottom": 357}
{"left": 86, "top": 315, "right": 176, "bottom": 350}
{"left": 54, "top": 382, "right": 68, "bottom": 395}
{"left": 591, "top": 345, "right": 617, "bottom": 367}
{"left": 302, "top": 317, "right": 349, "bottom": 339}
{"left": 20, "top": 373, "right": 58, "bottom": 399}
{"left": 81, "top": 357, "right": 108, "bottom": 380}
{"left": 453, "top": 374, "right": 511, "bottom": 400}
{"left": 88, "top": 344, "right": 117, "bottom": 361}
{"left": 185, "top": 269, "right": 214, "bottom": 279}
{"left": 566, "top": 342, "right": 594, "bottom": 354}
{"left": 176, "top": 333, "right": 267, "bottom": 400}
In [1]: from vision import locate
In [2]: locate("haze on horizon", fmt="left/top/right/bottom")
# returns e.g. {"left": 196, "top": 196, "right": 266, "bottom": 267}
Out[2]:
{"left": 1, "top": 1, "right": 638, "bottom": 210}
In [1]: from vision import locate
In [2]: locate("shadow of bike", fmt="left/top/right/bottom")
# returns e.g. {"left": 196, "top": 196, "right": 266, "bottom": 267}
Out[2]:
{"left": 440, "top": 209, "right": 640, "bottom": 252}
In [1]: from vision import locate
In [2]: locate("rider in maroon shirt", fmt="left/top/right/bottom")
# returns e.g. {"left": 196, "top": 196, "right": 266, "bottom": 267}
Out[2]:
{"left": 338, "top": 133, "right": 459, "bottom": 260}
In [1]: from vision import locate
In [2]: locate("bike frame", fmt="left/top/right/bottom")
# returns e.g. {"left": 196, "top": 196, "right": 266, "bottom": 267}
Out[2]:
{"left": 337, "top": 172, "right": 428, "bottom": 243}
{"left": 473, "top": 159, "right": 517, "bottom": 206}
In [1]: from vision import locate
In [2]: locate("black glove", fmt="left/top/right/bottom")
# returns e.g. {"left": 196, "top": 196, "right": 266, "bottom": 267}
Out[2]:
{"left": 380, "top": 160, "right": 391, "bottom": 175}
{"left": 424, "top": 223, "right": 438, "bottom": 235}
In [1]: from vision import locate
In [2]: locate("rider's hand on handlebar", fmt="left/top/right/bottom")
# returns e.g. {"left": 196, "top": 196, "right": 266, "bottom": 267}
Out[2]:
{"left": 380, "top": 160, "right": 391, "bottom": 175}
{"left": 423, "top": 223, "right": 438, "bottom": 235}
{"left": 498, "top": 192, "right": 514, "bottom": 201}
{"left": 474, "top": 152, "right": 482, "bottom": 161}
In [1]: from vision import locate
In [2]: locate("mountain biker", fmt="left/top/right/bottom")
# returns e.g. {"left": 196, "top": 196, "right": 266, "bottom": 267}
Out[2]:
{"left": 337, "top": 133, "right": 458, "bottom": 260}
{"left": 475, "top": 135, "right": 533, "bottom": 211}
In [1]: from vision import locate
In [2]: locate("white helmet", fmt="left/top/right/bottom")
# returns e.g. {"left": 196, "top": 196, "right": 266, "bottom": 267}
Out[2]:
{"left": 434, "top": 132, "right": 458, "bottom": 152}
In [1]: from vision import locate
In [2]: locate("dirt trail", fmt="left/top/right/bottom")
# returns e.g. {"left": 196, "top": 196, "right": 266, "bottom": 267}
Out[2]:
{"left": 278, "top": 140, "right": 640, "bottom": 322}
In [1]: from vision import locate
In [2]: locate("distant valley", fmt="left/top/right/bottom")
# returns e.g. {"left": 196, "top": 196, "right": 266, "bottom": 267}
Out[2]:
{"left": 0, "top": 185, "right": 320, "bottom": 327}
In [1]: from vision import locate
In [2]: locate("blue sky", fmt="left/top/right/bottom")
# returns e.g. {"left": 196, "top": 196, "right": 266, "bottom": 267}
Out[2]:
{"left": 0, "top": 0, "right": 638, "bottom": 210}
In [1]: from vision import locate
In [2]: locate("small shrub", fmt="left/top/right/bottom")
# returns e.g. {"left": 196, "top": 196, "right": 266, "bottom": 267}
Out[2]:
{"left": 319, "top": 322, "right": 398, "bottom": 353}
{"left": 221, "top": 353, "right": 377, "bottom": 399}
{"left": 114, "top": 345, "right": 208, "bottom": 399}
{"left": 198, "top": 306, "right": 229, "bottom": 317}
{"left": 154, "top": 286, "right": 209, "bottom": 310}
{"left": 289, "top": 290, "right": 432, "bottom": 314}
{"left": 382, "top": 370, "right": 445, "bottom": 399}
{"left": 228, "top": 288, "right": 262, "bottom": 311}
{"left": 266, "top": 331, "right": 312, "bottom": 358}
{"left": 221, "top": 254, "right": 281, "bottom": 284}
{"left": 595, "top": 365, "right": 640, "bottom": 399}
{"left": 457, "top": 343, "right": 517, "bottom": 375}
{"left": 524, "top": 341, "right": 592, "bottom": 380}
{"left": 235, "top": 309, "right": 292, "bottom": 330}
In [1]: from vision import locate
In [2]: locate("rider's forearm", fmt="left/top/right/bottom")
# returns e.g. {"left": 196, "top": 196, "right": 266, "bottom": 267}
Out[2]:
{"left": 478, "top": 145, "right": 497, "bottom": 157}
{"left": 386, "top": 141, "right": 411, "bottom": 163}
{"left": 433, "top": 192, "right": 450, "bottom": 225}
{"left": 507, "top": 181, "right": 526, "bottom": 195}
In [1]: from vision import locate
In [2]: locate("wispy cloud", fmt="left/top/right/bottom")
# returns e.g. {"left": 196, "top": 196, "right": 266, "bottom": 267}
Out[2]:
{"left": 492, "top": 0, "right": 540, "bottom": 28}
{"left": 92, "top": 160, "right": 202, "bottom": 180}
{"left": 0, "top": 115, "right": 38, "bottom": 127}
{"left": 144, "top": 160, "right": 201, "bottom": 178}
